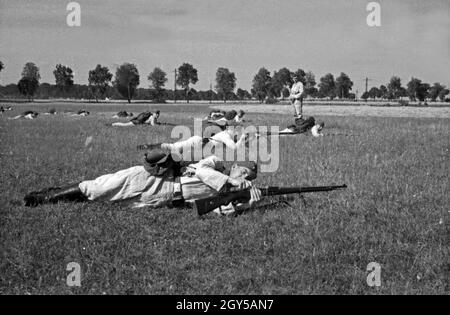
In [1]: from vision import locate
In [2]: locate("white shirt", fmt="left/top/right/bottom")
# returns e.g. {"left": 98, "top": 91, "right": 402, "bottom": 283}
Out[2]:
{"left": 290, "top": 82, "right": 304, "bottom": 104}
{"left": 311, "top": 125, "right": 324, "bottom": 137}
{"left": 180, "top": 156, "right": 229, "bottom": 201}
{"left": 181, "top": 156, "right": 236, "bottom": 215}
{"left": 144, "top": 114, "right": 158, "bottom": 126}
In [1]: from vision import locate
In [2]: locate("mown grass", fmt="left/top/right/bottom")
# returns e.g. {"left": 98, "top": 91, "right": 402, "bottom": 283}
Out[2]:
{"left": 0, "top": 103, "right": 448, "bottom": 294}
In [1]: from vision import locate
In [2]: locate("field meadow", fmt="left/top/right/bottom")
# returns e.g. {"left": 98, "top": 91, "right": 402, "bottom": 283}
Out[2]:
{"left": 0, "top": 102, "right": 448, "bottom": 294}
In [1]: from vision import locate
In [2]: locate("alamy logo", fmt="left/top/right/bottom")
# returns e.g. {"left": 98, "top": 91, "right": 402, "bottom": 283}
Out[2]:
{"left": 366, "top": 262, "right": 381, "bottom": 287}
{"left": 66, "top": 262, "right": 81, "bottom": 287}
{"left": 66, "top": 2, "right": 81, "bottom": 27}
{"left": 366, "top": 2, "right": 381, "bottom": 27}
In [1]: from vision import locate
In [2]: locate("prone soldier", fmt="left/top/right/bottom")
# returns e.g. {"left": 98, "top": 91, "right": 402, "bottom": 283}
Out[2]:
{"left": 112, "top": 110, "right": 160, "bottom": 127}
{"left": 24, "top": 151, "right": 261, "bottom": 216}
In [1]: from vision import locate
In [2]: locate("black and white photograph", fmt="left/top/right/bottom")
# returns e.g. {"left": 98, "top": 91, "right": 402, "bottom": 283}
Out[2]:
{"left": 0, "top": 0, "right": 448, "bottom": 298}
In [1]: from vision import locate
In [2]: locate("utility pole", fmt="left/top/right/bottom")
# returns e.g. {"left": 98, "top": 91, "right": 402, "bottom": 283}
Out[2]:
{"left": 362, "top": 77, "right": 376, "bottom": 103}
{"left": 364, "top": 77, "right": 375, "bottom": 93}
{"left": 174, "top": 69, "right": 177, "bottom": 103}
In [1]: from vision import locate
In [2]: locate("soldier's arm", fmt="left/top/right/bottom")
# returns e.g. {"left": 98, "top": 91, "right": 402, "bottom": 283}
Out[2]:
{"left": 195, "top": 167, "right": 229, "bottom": 192}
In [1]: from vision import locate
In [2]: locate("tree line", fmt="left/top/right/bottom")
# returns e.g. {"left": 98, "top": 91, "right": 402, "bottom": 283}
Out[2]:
{"left": 360, "top": 77, "right": 449, "bottom": 102}
{"left": 0, "top": 60, "right": 448, "bottom": 103}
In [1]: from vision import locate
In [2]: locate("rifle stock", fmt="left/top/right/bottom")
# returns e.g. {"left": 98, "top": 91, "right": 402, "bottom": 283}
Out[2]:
{"left": 195, "top": 184, "right": 347, "bottom": 216}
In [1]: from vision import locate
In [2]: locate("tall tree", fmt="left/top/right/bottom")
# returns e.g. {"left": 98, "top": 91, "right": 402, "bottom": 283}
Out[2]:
{"left": 148, "top": 67, "right": 168, "bottom": 103}
{"left": 428, "top": 83, "right": 446, "bottom": 102}
{"left": 271, "top": 67, "right": 292, "bottom": 98}
{"left": 304, "top": 71, "right": 317, "bottom": 98}
{"left": 18, "top": 78, "right": 39, "bottom": 101}
{"left": 53, "top": 64, "right": 74, "bottom": 92}
{"left": 407, "top": 77, "right": 429, "bottom": 102}
{"left": 361, "top": 91, "right": 370, "bottom": 101}
{"left": 438, "top": 88, "right": 449, "bottom": 102}
{"left": 379, "top": 85, "right": 388, "bottom": 99}
{"left": 418, "top": 83, "right": 430, "bottom": 102}
{"left": 88, "top": 64, "right": 113, "bottom": 102}
{"left": 21, "top": 62, "right": 41, "bottom": 81}
{"left": 237, "top": 88, "right": 251, "bottom": 101}
{"left": 318, "top": 73, "right": 336, "bottom": 99}
{"left": 368, "top": 87, "right": 381, "bottom": 100}
{"left": 215, "top": 67, "right": 236, "bottom": 103}
{"left": 176, "top": 63, "right": 198, "bottom": 103}
{"left": 252, "top": 68, "right": 272, "bottom": 103}
{"left": 335, "top": 72, "right": 353, "bottom": 99}
{"left": 18, "top": 62, "right": 40, "bottom": 101}
{"left": 114, "top": 63, "right": 140, "bottom": 103}
{"left": 292, "top": 69, "right": 306, "bottom": 84}
{"left": 282, "top": 87, "right": 290, "bottom": 99}
{"left": 387, "top": 76, "right": 403, "bottom": 100}
{"left": 237, "top": 88, "right": 246, "bottom": 100}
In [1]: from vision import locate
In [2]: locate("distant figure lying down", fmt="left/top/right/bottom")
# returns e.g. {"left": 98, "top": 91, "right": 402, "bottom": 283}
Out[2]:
{"left": 280, "top": 123, "right": 324, "bottom": 137}
{"left": 112, "top": 110, "right": 160, "bottom": 127}
{"left": 279, "top": 117, "right": 325, "bottom": 137}
{"left": 10, "top": 111, "right": 39, "bottom": 120}
{"left": 206, "top": 109, "right": 246, "bottom": 124}
{"left": 71, "top": 110, "right": 90, "bottom": 117}
{"left": 42, "top": 108, "right": 57, "bottom": 115}
{"left": 112, "top": 111, "right": 134, "bottom": 118}
{"left": 0, "top": 106, "right": 13, "bottom": 115}
{"left": 254, "top": 117, "right": 324, "bottom": 137}
{"left": 208, "top": 109, "right": 226, "bottom": 119}
{"left": 138, "top": 125, "right": 249, "bottom": 155}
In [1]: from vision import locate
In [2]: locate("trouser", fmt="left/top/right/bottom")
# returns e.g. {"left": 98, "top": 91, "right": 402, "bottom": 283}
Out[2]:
{"left": 162, "top": 136, "right": 204, "bottom": 153}
{"left": 78, "top": 166, "right": 174, "bottom": 208}
{"left": 293, "top": 98, "right": 303, "bottom": 117}
{"left": 161, "top": 136, "right": 206, "bottom": 162}
{"left": 279, "top": 128, "right": 297, "bottom": 134}
{"left": 112, "top": 121, "right": 135, "bottom": 127}
{"left": 11, "top": 114, "right": 34, "bottom": 120}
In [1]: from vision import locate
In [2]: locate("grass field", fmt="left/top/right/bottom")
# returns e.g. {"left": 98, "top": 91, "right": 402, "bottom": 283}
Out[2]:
{"left": 0, "top": 102, "right": 448, "bottom": 294}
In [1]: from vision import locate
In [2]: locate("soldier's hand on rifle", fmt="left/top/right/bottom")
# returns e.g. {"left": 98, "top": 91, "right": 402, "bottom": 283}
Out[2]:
{"left": 235, "top": 186, "right": 262, "bottom": 211}
{"left": 248, "top": 186, "right": 262, "bottom": 206}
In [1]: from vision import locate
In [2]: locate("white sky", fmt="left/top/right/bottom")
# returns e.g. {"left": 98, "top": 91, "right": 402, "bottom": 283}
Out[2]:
{"left": 0, "top": 0, "right": 449, "bottom": 94}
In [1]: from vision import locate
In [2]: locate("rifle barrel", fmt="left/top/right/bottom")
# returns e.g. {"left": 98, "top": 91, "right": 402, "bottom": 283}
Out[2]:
{"left": 262, "top": 185, "right": 347, "bottom": 196}
{"left": 195, "top": 184, "right": 347, "bottom": 216}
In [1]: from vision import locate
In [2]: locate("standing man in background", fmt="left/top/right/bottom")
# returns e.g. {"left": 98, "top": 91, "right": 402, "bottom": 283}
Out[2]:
{"left": 290, "top": 73, "right": 304, "bottom": 118}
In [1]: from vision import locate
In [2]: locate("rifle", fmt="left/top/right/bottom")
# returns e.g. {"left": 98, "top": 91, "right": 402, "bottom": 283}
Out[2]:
{"left": 194, "top": 184, "right": 347, "bottom": 216}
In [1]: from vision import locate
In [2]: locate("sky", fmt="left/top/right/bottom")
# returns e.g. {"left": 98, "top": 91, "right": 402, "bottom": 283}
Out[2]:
{"left": 0, "top": 0, "right": 449, "bottom": 95}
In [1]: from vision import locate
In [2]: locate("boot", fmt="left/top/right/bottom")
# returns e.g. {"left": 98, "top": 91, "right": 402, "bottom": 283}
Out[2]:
{"left": 24, "top": 184, "right": 87, "bottom": 207}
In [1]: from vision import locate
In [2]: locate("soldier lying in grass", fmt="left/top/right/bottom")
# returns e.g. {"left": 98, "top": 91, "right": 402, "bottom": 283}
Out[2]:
{"left": 10, "top": 110, "right": 39, "bottom": 120}
{"left": 279, "top": 116, "right": 325, "bottom": 137}
{"left": 72, "top": 109, "right": 90, "bottom": 117}
{"left": 112, "top": 110, "right": 160, "bottom": 127}
{"left": 206, "top": 109, "right": 246, "bottom": 124}
{"left": 0, "top": 106, "right": 12, "bottom": 116}
{"left": 24, "top": 152, "right": 261, "bottom": 216}
{"left": 137, "top": 121, "right": 250, "bottom": 154}
{"left": 112, "top": 111, "right": 134, "bottom": 118}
